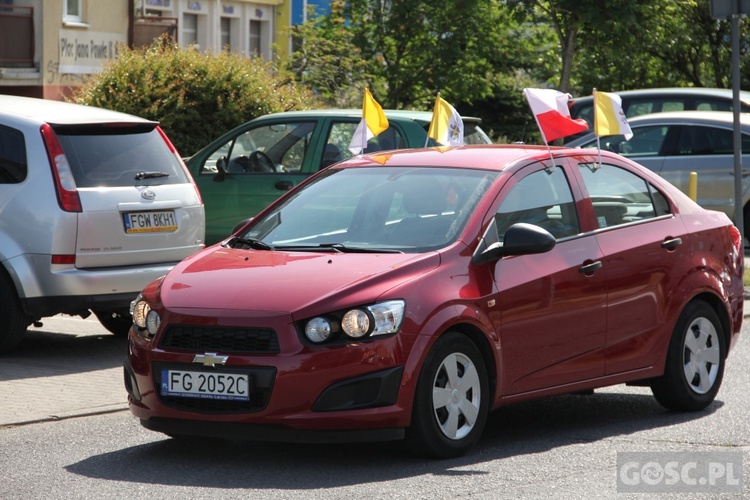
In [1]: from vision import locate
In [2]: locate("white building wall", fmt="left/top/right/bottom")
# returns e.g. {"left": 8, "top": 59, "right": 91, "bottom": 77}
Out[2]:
{"left": 139, "top": 0, "right": 274, "bottom": 59}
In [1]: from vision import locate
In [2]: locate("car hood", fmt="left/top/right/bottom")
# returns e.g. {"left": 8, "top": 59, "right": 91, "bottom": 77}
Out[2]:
{"left": 159, "top": 246, "right": 440, "bottom": 316}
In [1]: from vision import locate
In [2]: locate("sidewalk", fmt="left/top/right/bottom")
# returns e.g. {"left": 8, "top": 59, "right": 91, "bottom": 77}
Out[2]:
{"left": 0, "top": 315, "right": 127, "bottom": 427}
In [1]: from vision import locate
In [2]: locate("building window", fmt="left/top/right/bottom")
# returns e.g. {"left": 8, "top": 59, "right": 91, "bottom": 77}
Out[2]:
{"left": 220, "top": 17, "right": 230, "bottom": 50}
{"left": 64, "top": 0, "right": 82, "bottom": 22}
{"left": 249, "top": 20, "right": 261, "bottom": 56}
{"left": 183, "top": 13, "right": 197, "bottom": 46}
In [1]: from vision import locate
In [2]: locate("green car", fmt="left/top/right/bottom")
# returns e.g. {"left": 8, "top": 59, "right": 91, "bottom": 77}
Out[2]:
{"left": 185, "top": 109, "right": 492, "bottom": 245}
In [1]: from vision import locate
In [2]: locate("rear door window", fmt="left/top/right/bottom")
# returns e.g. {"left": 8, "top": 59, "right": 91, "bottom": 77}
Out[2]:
{"left": 54, "top": 125, "right": 188, "bottom": 187}
{"left": 578, "top": 163, "right": 670, "bottom": 229}
{"left": 0, "top": 124, "right": 26, "bottom": 183}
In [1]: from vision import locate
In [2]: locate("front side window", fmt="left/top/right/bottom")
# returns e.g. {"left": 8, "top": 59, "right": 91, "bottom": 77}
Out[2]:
{"left": 580, "top": 125, "right": 669, "bottom": 157}
{"left": 0, "top": 125, "right": 26, "bottom": 183}
{"left": 578, "top": 163, "right": 671, "bottom": 229}
{"left": 201, "top": 122, "right": 317, "bottom": 175}
{"left": 495, "top": 167, "right": 580, "bottom": 240}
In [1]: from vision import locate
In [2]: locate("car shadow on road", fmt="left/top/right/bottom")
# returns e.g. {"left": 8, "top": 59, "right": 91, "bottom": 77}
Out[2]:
{"left": 0, "top": 329, "right": 126, "bottom": 381}
{"left": 64, "top": 391, "right": 722, "bottom": 490}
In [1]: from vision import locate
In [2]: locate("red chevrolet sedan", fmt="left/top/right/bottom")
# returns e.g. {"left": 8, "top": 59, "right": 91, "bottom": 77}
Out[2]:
{"left": 125, "top": 145, "right": 744, "bottom": 458}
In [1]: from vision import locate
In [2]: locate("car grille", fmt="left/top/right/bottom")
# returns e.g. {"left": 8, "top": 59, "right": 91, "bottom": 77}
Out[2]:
{"left": 153, "top": 363, "right": 276, "bottom": 414}
{"left": 158, "top": 325, "right": 280, "bottom": 354}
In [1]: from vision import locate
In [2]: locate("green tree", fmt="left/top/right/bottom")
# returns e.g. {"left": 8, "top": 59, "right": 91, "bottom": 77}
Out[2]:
{"left": 283, "top": 1, "right": 373, "bottom": 107}
{"left": 509, "top": 0, "right": 645, "bottom": 93}
{"left": 69, "top": 36, "right": 317, "bottom": 156}
{"left": 343, "top": 0, "right": 506, "bottom": 109}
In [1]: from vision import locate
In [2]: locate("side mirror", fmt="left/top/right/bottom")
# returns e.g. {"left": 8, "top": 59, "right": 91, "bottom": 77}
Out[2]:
{"left": 213, "top": 156, "right": 227, "bottom": 182}
{"left": 472, "top": 221, "right": 555, "bottom": 265}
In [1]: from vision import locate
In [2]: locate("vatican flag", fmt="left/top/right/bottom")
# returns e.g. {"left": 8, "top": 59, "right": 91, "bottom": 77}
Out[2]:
{"left": 428, "top": 95, "right": 464, "bottom": 146}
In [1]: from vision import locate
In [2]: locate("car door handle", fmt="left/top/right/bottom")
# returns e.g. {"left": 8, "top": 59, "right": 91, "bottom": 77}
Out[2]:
{"left": 579, "top": 260, "right": 602, "bottom": 274}
{"left": 661, "top": 237, "right": 683, "bottom": 249}
{"left": 275, "top": 180, "right": 294, "bottom": 191}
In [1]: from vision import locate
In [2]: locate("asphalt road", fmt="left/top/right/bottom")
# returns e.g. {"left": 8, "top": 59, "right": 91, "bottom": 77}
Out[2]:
{"left": 0, "top": 316, "right": 748, "bottom": 499}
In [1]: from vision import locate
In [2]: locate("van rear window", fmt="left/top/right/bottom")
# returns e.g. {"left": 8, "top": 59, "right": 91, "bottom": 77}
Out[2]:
{"left": 54, "top": 125, "right": 188, "bottom": 188}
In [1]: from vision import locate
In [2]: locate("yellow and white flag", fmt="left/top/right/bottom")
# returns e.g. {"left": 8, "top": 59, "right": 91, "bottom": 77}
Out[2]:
{"left": 428, "top": 96, "right": 464, "bottom": 146}
{"left": 348, "top": 89, "right": 389, "bottom": 155}
{"left": 594, "top": 90, "right": 633, "bottom": 139}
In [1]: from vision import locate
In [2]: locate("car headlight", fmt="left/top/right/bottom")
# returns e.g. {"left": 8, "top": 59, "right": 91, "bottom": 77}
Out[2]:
{"left": 305, "top": 317, "right": 337, "bottom": 344}
{"left": 130, "top": 293, "right": 161, "bottom": 337}
{"left": 303, "top": 300, "right": 405, "bottom": 344}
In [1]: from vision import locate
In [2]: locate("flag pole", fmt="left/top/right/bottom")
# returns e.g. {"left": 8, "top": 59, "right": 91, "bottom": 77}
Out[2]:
{"left": 593, "top": 88, "right": 602, "bottom": 170}
{"left": 425, "top": 92, "right": 441, "bottom": 148}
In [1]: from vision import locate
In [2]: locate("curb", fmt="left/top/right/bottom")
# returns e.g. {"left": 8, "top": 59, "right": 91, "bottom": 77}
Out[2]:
{"left": 0, "top": 403, "right": 128, "bottom": 429}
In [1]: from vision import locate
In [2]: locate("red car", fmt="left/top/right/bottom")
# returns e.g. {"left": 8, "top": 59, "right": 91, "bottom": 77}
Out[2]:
{"left": 125, "top": 145, "right": 744, "bottom": 458}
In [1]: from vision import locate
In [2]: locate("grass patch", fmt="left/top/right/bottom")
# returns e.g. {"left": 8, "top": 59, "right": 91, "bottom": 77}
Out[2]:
{"left": 745, "top": 266, "right": 750, "bottom": 287}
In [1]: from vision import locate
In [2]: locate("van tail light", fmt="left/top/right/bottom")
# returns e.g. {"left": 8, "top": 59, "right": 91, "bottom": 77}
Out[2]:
{"left": 41, "top": 124, "right": 82, "bottom": 212}
{"left": 157, "top": 126, "right": 203, "bottom": 204}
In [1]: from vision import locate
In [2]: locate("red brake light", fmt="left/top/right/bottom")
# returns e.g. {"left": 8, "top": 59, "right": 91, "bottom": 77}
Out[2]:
{"left": 41, "top": 124, "right": 82, "bottom": 212}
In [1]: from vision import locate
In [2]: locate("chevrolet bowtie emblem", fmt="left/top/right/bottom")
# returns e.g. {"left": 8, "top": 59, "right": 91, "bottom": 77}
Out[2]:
{"left": 192, "top": 352, "right": 228, "bottom": 367}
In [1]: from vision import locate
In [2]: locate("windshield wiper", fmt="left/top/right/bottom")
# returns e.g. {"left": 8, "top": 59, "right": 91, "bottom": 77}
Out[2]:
{"left": 229, "top": 236, "right": 274, "bottom": 251}
{"left": 135, "top": 171, "right": 170, "bottom": 180}
{"left": 275, "top": 243, "right": 402, "bottom": 254}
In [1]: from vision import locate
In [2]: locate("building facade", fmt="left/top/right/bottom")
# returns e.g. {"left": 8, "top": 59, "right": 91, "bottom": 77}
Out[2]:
{"left": 0, "top": 0, "right": 330, "bottom": 100}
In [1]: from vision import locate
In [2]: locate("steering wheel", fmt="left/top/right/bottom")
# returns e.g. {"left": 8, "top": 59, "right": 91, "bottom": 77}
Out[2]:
{"left": 248, "top": 151, "right": 275, "bottom": 172}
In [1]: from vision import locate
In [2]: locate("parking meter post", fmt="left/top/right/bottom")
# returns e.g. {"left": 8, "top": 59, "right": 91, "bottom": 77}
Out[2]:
{"left": 689, "top": 172, "right": 698, "bottom": 202}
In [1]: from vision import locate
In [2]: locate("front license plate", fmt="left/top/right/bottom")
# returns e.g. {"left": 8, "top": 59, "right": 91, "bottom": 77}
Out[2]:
{"left": 123, "top": 211, "right": 178, "bottom": 233}
{"left": 161, "top": 370, "right": 250, "bottom": 401}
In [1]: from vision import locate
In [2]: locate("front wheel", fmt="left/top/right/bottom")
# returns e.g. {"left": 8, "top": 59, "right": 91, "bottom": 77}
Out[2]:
{"left": 94, "top": 309, "right": 132, "bottom": 337}
{"left": 651, "top": 301, "right": 726, "bottom": 411}
{"left": 406, "top": 332, "right": 489, "bottom": 458}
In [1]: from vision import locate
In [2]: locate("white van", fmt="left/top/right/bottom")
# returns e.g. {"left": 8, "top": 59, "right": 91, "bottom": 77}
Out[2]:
{"left": 0, "top": 96, "right": 204, "bottom": 351}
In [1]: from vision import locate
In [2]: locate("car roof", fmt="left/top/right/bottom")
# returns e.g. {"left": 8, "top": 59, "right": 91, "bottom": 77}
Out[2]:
{"left": 337, "top": 144, "right": 572, "bottom": 172}
{"left": 253, "top": 108, "right": 483, "bottom": 124}
{"left": 571, "top": 87, "right": 750, "bottom": 106}
{"left": 625, "top": 110, "right": 750, "bottom": 125}
{"left": 0, "top": 95, "right": 152, "bottom": 125}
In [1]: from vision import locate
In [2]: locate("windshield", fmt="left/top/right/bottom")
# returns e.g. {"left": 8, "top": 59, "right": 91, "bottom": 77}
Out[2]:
{"left": 240, "top": 166, "right": 498, "bottom": 253}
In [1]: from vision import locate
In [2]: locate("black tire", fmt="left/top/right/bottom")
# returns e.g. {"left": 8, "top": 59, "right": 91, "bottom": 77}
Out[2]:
{"left": 94, "top": 309, "right": 132, "bottom": 337}
{"left": 651, "top": 301, "right": 726, "bottom": 411}
{"left": 406, "top": 332, "right": 489, "bottom": 458}
{"left": 0, "top": 272, "right": 31, "bottom": 352}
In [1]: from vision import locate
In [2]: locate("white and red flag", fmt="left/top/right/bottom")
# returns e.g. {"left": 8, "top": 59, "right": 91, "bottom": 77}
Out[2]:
{"left": 523, "top": 88, "right": 589, "bottom": 144}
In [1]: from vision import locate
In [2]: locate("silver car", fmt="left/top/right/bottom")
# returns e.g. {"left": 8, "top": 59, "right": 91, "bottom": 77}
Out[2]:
{"left": 567, "top": 111, "right": 750, "bottom": 238}
{"left": 0, "top": 96, "right": 204, "bottom": 351}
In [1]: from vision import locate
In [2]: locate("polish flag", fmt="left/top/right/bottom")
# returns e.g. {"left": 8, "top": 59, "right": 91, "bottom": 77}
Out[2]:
{"left": 523, "top": 88, "right": 589, "bottom": 143}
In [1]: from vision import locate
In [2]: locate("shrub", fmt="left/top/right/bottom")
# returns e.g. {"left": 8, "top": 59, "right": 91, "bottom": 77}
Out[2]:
{"left": 69, "top": 36, "right": 319, "bottom": 156}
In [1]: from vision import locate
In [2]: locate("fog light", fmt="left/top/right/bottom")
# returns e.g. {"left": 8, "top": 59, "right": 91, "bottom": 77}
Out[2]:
{"left": 305, "top": 317, "right": 334, "bottom": 343}
{"left": 146, "top": 310, "right": 161, "bottom": 335}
